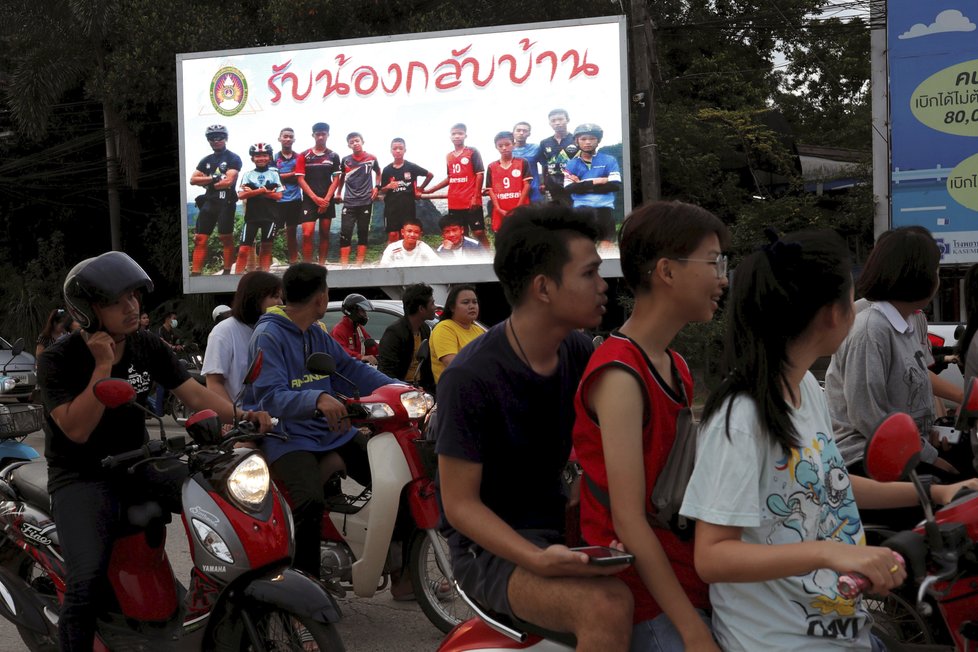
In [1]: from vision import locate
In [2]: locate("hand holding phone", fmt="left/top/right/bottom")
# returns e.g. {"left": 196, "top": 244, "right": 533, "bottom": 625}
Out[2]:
{"left": 570, "top": 545, "right": 635, "bottom": 567}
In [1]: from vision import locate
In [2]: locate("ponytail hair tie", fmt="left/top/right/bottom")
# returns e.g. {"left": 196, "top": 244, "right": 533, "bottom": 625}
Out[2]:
{"left": 760, "top": 227, "right": 802, "bottom": 264}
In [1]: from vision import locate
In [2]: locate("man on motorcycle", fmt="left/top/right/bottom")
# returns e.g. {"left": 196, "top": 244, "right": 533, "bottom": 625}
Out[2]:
{"left": 37, "top": 251, "right": 273, "bottom": 651}
{"left": 435, "top": 204, "right": 634, "bottom": 650}
{"left": 331, "top": 292, "right": 379, "bottom": 365}
{"left": 245, "top": 262, "right": 395, "bottom": 578}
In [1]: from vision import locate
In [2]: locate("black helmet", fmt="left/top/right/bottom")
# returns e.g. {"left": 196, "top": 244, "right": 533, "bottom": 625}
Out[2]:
{"left": 341, "top": 293, "right": 372, "bottom": 324}
{"left": 64, "top": 252, "right": 154, "bottom": 332}
{"left": 573, "top": 123, "right": 603, "bottom": 141}
{"left": 249, "top": 142, "right": 273, "bottom": 157}
{"left": 205, "top": 124, "right": 228, "bottom": 140}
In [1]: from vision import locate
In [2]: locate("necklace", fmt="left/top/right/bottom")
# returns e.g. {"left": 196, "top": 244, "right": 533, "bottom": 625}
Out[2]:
{"left": 508, "top": 318, "right": 531, "bottom": 366}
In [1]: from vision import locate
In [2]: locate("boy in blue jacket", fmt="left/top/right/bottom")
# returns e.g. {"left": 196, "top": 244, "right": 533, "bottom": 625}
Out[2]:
{"left": 246, "top": 262, "right": 394, "bottom": 576}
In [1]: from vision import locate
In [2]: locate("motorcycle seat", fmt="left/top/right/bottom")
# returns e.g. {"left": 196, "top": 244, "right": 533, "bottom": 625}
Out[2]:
{"left": 10, "top": 460, "right": 50, "bottom": 511}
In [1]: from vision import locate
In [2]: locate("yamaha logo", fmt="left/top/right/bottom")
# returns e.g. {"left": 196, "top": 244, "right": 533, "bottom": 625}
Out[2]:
{"left": 210, "top": 66, "right": 249, "bottom": 117}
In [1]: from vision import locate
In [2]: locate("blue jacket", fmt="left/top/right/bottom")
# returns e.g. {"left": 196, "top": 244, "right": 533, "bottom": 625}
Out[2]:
{"left": 245, "top": 306, "right": 394, "bottom": 463}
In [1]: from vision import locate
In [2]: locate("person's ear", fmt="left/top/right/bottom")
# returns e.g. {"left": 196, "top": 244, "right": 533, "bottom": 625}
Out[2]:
{"left": 528, "top": 273, "right": 551, "bottom": 304}
{"left": 653, "top": 258, "right": 675, "bottom": 285}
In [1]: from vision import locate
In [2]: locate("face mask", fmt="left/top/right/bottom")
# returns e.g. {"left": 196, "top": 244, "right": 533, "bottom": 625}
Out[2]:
{"left": 170, "top": 319, "right": 178, "bottom": 328}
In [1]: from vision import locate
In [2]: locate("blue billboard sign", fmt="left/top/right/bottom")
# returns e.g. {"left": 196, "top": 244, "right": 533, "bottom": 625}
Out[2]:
{"left": 889, "top": 2, "right": 978, "bottom": 263}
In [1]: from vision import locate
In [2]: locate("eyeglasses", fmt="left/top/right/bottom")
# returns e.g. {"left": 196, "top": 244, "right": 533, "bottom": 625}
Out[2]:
{"left": 675, "top": 254, "right": 728, "bottom": 279}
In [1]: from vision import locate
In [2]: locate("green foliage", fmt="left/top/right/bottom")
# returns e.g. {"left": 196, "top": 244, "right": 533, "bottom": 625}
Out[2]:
{"left": 0, "top": 231, "right": 70, "bottom": 345}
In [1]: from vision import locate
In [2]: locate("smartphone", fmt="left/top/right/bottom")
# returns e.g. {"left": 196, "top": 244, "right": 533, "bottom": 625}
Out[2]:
{"left": 933, "top": 425, "right": 961, "bottom": 445}
{"left": 571, "top": 545, "right": 635, "bottom": 566}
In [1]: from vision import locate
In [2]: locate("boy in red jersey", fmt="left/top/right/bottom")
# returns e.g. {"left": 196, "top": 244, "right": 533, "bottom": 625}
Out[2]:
{"left": 425, "top": 123, "right": 489, "bottom": 248}
{"left": 295, "top": 122, "right": 342, "bottom": 265}
{"left": 336, "top": 133, "right": 381, "bottom": 266}
{"left": 486, "top": 131, "right": 531, "bottom": 233}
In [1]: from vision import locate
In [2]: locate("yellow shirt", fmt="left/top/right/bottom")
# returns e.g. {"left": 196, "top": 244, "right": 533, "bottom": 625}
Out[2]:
{"left": 429, "top": 319, "right": 487, "bottom": 383}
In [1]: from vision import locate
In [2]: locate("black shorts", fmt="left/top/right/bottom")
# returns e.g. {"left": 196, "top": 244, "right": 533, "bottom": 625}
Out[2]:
{"left": 451, "top": 528, "right": 561, "bottom": 621}
{"left": 280, "top": 200, "right": 304, "bottom": 227}
{"left": 195, "top": 199, "right": 236, "bottom": 235}
{"left": 302, "top": 199, "right": 336, "bottom": 223}
{"left": 449, "top": 206, "right": 485, "bottom": 233}
{"left": 589, "top": 207, "right": 616, "bottom": 242}
{"left": 241, "top": 220, "right": 277, "bottom": 245}
{"left": 384, "top": 210, "right": 412, "bottom": 234}
{"left": 340, "top": 204, "right": 372, "bottom": 247}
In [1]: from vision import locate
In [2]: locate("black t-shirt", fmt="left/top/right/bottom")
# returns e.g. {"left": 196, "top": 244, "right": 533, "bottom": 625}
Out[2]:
{"left": 536, "top": 134, "right": 577, "bottom": 191}
{"left": 434, "top": 324, "right": 592, "bottom": 554}
{"left": 195, "top": 149, "right": 243, "bottom": 202}
{"left": 381, "top": 161, "right": 429, "bottom": 219}
{"left": 37, "top": 330, "right": 190, "bottom": 493}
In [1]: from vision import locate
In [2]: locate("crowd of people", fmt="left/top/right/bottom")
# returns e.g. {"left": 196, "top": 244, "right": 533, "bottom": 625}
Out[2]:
{"left": 188, "top": 109, "right": 622, "bottom": 274}
{"left": 34, "top": 197, "right": 978, "bottom": 651}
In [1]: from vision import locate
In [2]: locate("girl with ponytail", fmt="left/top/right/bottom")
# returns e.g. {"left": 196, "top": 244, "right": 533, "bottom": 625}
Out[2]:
{"left": 678, "top": 230, "right": 949, "bottom": 650}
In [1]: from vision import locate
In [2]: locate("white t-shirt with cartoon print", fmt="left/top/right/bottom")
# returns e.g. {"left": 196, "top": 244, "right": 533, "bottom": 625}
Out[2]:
{"left": 680, "top": 372, "right": 873, "bottom": 651}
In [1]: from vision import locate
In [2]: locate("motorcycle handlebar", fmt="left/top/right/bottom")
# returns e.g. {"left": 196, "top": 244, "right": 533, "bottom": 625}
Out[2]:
{"left": 101, "top": 439, "right": 169, "bottom": 469}
{"left": 837, "top": 551, "right": 905, "bottom": 599}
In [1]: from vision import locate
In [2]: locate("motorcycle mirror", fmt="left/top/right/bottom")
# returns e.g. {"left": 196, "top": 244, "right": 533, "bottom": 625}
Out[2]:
{"left": 415, "top": 339, "right": 430, "bottom": 362}
{"left": 243, "top": 350, "right": 263, "bottom": 386}
{"left": 93, "top": 378, "right": 137, "bottom": 408}
{"left": 184, "top": 409, "right": 223, "bottom": 446}
{"left": 954, "top": 323, "right": 966, "bottom": 341}
{"left": 306, "top": 352, "right": 336, "bottom": 376}
{"left": 9, "top": 338, "right": 25, "bottom": 358}
{"left": 954, "top": 377, "right": 978, "bottom": 432}
{"left": 864, "top": 412, "right": 922, "bottom": 482}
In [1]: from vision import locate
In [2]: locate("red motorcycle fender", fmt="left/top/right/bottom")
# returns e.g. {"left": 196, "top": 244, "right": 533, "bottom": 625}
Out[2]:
{"left": 407, "top": 478, "right": 440, "bottom": 530}
{"left": 0, "top": 563, "right": 55, "bottom": 636}
{"left": 107, "top": 531, "right": 179, "bottom": 622}
{"left": 242, "top": 566, "right": 342, "bottom": 624}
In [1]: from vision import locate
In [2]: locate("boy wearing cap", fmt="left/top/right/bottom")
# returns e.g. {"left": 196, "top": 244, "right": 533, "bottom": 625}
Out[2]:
{"left": 235, "top": 143, "right": 282, "bottom": 273}
{"left": 563, "top": 123, "right": 621, "bottom": 249}
{"left": 296, "top": 122, "right": 342, "bottom": 264}
{"left": 189, "top": 125, "right": 242, "bottom": 275}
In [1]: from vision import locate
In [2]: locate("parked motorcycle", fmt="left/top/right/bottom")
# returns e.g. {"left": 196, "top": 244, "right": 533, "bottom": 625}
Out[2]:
{"left": 301, "top": 352, "right": 472, "bottom": 633}
{"left": 840, "top": 377, "right": 978, "bottom": 651}
{"left": 0, "top": 352, "right": 345, "bottom": 651}
{"left": 0, "top": 338, "right": 43, "bottom": 468}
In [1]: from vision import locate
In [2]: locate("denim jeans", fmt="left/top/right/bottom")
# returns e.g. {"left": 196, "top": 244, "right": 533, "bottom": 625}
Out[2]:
{"left": 629, "top": 609, "right": 712, "bottom": 652}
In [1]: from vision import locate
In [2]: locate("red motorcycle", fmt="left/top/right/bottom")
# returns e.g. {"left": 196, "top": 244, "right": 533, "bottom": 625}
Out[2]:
{"left": 0, "top": 354, "right": 344, "bottom": 651}
{"left": 841, "top": 377, "right": 978, "bottom": 651}
{"left": 297, "top": 352, "right": 473, "bottom": 633}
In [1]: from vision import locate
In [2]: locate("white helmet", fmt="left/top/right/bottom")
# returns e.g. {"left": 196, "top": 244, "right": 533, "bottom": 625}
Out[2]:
{"left": 212, "top": 304, "right": 232, "bottom": 322}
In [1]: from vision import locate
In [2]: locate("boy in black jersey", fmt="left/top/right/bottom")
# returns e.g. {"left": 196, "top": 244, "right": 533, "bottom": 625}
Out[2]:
{"left": 379, "top": 138, "right": 433, "bottom": 244}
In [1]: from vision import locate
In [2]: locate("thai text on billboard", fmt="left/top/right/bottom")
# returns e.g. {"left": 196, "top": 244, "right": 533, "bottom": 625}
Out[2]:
{"left": 889, "top": 1, "right": 978, "bottom": 264}
{"left": 177, "top": 16, "right": 629, "bottom": 292}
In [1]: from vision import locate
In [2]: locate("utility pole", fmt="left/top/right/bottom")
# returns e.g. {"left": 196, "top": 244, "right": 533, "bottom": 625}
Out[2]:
{"left": 629, "top": 0, "right": 661, "bottom": 203}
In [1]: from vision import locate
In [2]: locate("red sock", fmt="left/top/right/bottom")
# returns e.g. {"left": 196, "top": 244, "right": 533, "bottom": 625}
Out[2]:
{"left": 235, "top": 246, "right": 252, "bottom": 274}
{"left": 302, "top": 223, "right": 316, "bottom": 261}
{"left": 259, "top": 244, "right": 273, "bottom": 271}
{"left": 191, "top": 234, "right": 209, "bottom": 273}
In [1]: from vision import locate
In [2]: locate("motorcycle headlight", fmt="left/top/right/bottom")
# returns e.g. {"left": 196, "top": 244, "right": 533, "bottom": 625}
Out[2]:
{"left": 227, "top": 454, "right": 270, "bottom": 511}
{"left": 400, "top": 390, "right": 431, "bottom": 420}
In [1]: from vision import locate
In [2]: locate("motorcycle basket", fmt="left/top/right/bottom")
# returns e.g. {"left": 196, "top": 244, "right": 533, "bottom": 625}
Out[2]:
{"left": 413, "top": 438, "right": 438, "bottom": 479}
{"left": 0, "top": 403, "right": 44, "bottom": 439}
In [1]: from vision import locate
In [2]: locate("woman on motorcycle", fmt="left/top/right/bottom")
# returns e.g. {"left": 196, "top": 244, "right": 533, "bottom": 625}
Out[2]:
{"left": 825, "top": 227, "right": 972, "bottom": 489}
{"left": 679, "top": 230, "right": 976, "bottom": 651}
{"left": 36, "top": 251, "right": 271, "bottom": 651}
{"left": 573, "top": 201, "right": 726, "bottom": 651}
{"left": 429, "top": 284, "right": 486, "bottom": 384}
{"left": 202, "top": 270, "right": 282, "bottom": 405}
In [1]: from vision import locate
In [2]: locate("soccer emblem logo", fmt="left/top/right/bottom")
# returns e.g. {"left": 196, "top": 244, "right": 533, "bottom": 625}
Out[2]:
{"left": 210, "top": 66, "right": 248, "bottom": 117}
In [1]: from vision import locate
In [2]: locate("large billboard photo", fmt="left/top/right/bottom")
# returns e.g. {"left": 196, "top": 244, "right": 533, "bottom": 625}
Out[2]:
{"left": 177, "top": 16, "right": 629, "bottom": 293}
{"left": 888, "top": 2, "right": 978, "bottom": 263}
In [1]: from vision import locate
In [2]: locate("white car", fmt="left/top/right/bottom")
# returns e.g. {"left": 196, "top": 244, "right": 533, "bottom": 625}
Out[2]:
{"left": 0, "top": 337, "right": 37, "bottom": 403}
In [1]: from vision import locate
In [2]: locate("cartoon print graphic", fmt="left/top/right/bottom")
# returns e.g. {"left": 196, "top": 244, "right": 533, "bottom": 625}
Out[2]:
{"left": 766, "top": 431, "right": 865, "bottom": 627}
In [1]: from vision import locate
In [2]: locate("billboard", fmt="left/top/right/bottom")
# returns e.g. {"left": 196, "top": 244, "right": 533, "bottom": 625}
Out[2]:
{"left": 177, "top": 16, "right": 629, "bottom": 293}
{"left": 888, "top": 2, "right": 978, "bottom": 263}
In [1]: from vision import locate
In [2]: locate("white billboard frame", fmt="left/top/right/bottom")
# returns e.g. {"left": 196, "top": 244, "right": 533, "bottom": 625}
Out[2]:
{"left": 176, "top": 16, "right": 629, "bottom": 293}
